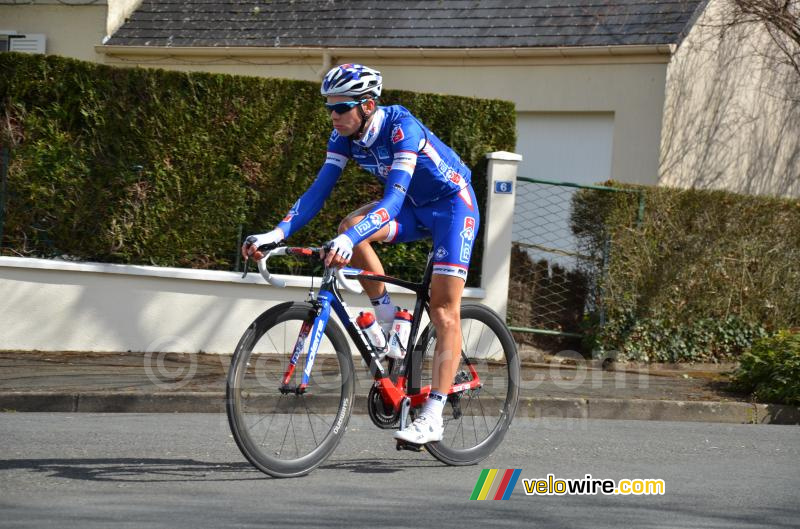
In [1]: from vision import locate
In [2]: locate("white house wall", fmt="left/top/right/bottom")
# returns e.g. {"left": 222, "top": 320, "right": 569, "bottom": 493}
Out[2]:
{"left": 0, "top": 1, "right": 107, "bottom": 63}
{"left": 660, "top": 0, "right": 800, "bottom": 198}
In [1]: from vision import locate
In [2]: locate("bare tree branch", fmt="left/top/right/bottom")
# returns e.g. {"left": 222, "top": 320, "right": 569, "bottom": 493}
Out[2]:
{"left": 731, "top": 0, "right": 800, "bottom": 76}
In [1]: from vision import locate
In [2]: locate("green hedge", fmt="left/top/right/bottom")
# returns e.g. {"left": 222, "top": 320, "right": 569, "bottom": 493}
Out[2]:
{"left": 0, "top": 53, "right": 516, "bottom": 285}
{"left": 573, "top": 182, "right": 800, "bottom": 362}
{"left": 732, "top": 330, "right": 800, "bottom": 405}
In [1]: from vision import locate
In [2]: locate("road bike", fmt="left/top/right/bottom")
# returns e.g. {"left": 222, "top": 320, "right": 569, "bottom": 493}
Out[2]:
{"left": 226, "top": 244, "right": 520, "bottom": 478}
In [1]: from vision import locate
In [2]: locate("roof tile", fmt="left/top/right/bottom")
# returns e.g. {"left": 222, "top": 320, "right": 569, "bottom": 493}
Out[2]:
{"left": 107, "top": 0, "right": 704, "bottom": 48}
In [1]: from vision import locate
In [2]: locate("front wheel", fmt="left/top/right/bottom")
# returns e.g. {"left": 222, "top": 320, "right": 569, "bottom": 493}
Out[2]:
{"left": 226, "top": 302, "right": 355, "bottom": 478}
{"left": 414, "top": 303, "right": 520, "bottom": 466}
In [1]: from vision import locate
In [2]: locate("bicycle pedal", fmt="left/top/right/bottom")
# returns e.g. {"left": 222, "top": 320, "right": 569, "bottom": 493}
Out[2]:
{"left": 395, "top": 439, "right": 424, "bottom": 452}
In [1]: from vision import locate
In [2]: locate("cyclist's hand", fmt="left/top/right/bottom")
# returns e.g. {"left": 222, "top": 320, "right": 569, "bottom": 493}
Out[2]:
{"left": 321, "top": 234, "right": 353, "bottom": 268}
{"left": 242, "top": 228, "right": 284, "bottom": 260}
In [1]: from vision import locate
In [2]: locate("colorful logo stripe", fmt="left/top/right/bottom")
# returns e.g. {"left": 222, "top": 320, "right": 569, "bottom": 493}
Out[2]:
{"left": 470, "top": 469, "right": 522, "bottom": 500}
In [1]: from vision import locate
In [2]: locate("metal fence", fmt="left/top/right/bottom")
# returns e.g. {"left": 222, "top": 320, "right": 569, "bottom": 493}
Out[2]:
{"left": 508, "top": 176, "right": 643, "bottom": 348}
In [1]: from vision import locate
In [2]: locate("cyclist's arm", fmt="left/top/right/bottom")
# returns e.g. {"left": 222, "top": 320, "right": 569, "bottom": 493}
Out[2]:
{"left": 276, "top": 149, "right": 348, "bottom": 239}
{"left": 341, "top": 123, "right": 423, "bottom": 245}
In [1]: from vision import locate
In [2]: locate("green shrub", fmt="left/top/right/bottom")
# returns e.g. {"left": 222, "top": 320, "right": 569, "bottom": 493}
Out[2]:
{"left": 732, "top": 330, "right": 800, "bottom": 405}
{"left": 583, "top": 311, "right": 768, "bottom": 363}
{"left": 573, "top": 182, "right": 800, "bottom": 362}
{"left": 0, "top": 53, "right": 516, "bottom": 285}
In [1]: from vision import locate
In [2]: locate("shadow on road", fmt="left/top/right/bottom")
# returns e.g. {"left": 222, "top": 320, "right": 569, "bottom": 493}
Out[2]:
{"left": 0, "top": 458, "right": 260, "bottom": 482}
{"left": 319, "top": 457, "right": 442, "bottom": 474}
{"left": 1, "top": 455, "right": 444, "bottom": 482}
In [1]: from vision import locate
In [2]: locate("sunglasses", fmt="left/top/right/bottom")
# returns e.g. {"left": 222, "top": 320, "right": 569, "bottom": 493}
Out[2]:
{"left": 324, "top": 98, "right": 370, "bottom": 115}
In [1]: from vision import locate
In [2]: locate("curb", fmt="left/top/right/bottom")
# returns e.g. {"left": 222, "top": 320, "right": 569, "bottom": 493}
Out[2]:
{"left": 516, "top": 397, "right": 800, "bottom": 424}
{"left": 2, "top": 392, "right": 798, "bottom": 425}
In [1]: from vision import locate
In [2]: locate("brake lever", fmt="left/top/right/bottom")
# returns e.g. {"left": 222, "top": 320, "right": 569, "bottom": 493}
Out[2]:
{"left": 241, "top": 235, "right": 259, "bottom": 279}
{"left": 241, "top": 256, "right": 251, "bottom": 279}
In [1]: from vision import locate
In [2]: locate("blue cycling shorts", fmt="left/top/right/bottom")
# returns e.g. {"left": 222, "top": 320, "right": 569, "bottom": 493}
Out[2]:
{"left": 384, "top": 184, "right": 480, "bottom": 281}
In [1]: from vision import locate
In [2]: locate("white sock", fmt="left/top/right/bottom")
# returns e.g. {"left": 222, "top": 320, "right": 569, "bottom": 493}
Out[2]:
{"left": 370, "top": 290, "right": 394, "bottom": 331}
{"left": 422, "top": 391, "right": 447, "bottom": 419}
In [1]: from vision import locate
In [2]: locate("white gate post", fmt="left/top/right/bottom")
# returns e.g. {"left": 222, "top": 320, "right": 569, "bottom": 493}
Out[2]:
{"left": 480, "top": 151, "right": 522, "bottom": 320}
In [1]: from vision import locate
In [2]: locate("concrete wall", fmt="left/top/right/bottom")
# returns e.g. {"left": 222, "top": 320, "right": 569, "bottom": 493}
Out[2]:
{"left": 0, "top": 258, "right": 426, "bottom": 354}
{"left": 0, "top": 153, "right": 520, "bottom": 354}
{"left": 659, "top": 0, "right": 800, "bottom": 198}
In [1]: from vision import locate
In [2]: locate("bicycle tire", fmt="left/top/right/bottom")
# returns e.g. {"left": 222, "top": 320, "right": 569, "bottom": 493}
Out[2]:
{"left": 415, "top": 303, "right": 520, "bottom": 466}
{"left": 226, "top": 302, "right": 355, "bottom": 478}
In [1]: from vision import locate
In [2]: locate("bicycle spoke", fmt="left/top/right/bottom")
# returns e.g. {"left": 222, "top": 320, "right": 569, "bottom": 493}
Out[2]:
{"left": 290, "top": 405, "right": 301, "bottom": 458}
{"left": 463, "top": 320, "right": 474, "bottom": 356}
{"left": 302, "top": 395, "right": 319, "bottom": 446}
{"left": 277, "top": 397, "right": 297, "bottom": 457}
{"left": 472, "top": 398, "right": 479, "bottom": 446}
{"left": 254, "top": 395, "right": 286, "bottom": 446}
{"left": 475, "top": 392, "right": 491, "bottom": 436}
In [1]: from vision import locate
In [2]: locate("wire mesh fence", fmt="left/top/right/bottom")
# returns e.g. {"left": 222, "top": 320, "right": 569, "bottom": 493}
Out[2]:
{"left": 508, "top": 176, "right": 643, "bottom": 353}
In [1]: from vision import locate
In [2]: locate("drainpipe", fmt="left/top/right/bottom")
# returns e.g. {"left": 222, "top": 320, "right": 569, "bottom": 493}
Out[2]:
{"left": 317, "top": 49, "right": 333, "bottom": 78}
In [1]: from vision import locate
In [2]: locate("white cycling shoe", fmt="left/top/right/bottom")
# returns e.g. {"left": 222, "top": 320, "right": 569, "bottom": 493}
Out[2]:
{"left": 393, "top": 412, "right": 444, "bottom": 444}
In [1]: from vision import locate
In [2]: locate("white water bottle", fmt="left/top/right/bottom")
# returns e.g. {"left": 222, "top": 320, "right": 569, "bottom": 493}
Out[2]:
{"left": 356, "top": 311, "right": 387, "bottom": 354}
{"left": 387, "top": 308, "right": 412, "bottom": 359}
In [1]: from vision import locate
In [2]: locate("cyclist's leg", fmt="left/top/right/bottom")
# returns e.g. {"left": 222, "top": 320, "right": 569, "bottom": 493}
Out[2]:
{"left": 338, "top": 199, "right": 427, "bottom": 298}
{"left": 429, "top": 274, "right": 466, "bottom": 394}
{"left": 427, "top": 185, "right": 480, "bottom": 395}
{"left": 394, "top": 185, "right": 480, "bottom": 444}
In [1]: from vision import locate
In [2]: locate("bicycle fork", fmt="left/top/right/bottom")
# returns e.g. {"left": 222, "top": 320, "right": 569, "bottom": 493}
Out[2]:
{"left": 280, "top": 293, "right": 333, "bottom": 394}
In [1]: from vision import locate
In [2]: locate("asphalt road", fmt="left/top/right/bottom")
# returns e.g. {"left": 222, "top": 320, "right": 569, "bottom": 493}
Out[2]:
{"left": 1, "top": 413, "right": 798, "bottom": 528}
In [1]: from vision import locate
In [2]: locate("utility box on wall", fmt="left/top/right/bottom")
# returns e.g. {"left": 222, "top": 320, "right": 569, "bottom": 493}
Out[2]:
{"left": 1, "top": 32, "right": 46, "bottom": 54}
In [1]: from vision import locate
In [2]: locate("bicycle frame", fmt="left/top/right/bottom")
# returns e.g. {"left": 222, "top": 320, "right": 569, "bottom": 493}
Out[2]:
{"left": 268, "top": 247, "right": 483, "bottom": 414}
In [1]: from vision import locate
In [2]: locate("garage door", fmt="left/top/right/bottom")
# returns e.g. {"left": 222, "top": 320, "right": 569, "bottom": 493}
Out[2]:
{"left": 515, "top": 112, "right": 614, "bottom": 185}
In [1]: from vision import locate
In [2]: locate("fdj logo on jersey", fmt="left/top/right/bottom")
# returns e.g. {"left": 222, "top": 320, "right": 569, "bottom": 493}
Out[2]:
{"left": 391, "top": 125, "right": 404, "bottom": 144}
{"left": 369, "top": 208, "right": 390, "bottom": 227}
{"left": 460, "top": 217, "right": 476, "bottom": 263}
{"left": 355, "top": 208, "right": 390, "bottom": 237}
{"left": 283, "top": 200, "right": 300, "bottom": 222}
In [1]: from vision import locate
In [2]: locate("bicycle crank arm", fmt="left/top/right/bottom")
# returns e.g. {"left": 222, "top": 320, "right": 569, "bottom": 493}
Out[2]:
{"left": 398, "top": 396, "right": 411, "bottom": 430}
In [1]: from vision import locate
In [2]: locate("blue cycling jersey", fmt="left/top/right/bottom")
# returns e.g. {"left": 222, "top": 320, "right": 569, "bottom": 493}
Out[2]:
{"left": 277, "top": 105, "right": 472, "bottom": 246}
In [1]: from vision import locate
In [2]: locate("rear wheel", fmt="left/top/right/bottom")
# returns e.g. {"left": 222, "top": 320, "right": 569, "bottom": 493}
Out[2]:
{"left": 414, "top": 303, "right": 520, "bottom": 465}
{"left": 226, "top": 302, "right": 355, "bottom": 478}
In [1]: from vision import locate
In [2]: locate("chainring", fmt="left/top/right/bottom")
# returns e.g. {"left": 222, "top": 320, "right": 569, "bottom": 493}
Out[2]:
{"left": 367, "top": 383, "right": 400, "bottom": 429}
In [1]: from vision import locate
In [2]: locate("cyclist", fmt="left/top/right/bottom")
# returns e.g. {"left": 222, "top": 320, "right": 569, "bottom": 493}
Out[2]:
{"left": 242, "top": 64, "right": 480, "bottom": 445}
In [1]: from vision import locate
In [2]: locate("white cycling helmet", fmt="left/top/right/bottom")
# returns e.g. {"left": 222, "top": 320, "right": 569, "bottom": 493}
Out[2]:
{"left": 321, "top": 64, "right": 382, "bottom": 98}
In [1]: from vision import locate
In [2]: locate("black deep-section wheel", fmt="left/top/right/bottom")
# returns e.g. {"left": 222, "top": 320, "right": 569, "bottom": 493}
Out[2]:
{"left": 414, "top": 303, "right": 520, "bottom": 466}
{"left": 226, "top": 302, "right": 355, "bottom": 478}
